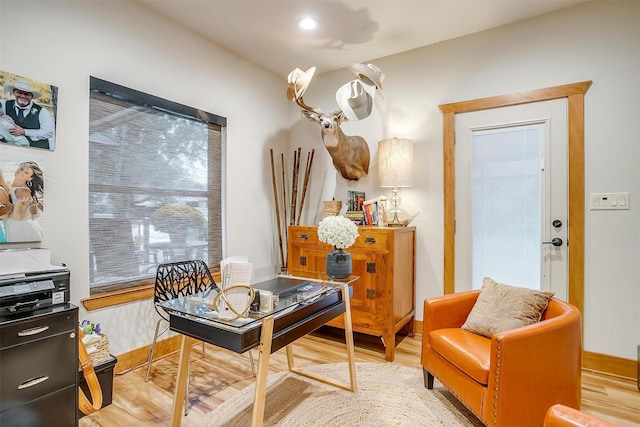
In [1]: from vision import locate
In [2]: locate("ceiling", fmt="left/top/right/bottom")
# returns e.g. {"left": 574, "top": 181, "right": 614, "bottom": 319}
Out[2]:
{"left": 139, "top": 0, "right": 588, "bottom": 77}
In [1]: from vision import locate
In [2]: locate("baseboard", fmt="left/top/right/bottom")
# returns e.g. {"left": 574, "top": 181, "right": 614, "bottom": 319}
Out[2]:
{"left": 414, "top": 320, "right": 635, "bottom": 380}
{"left": 113, "top": 335, "right": 183, "bottom": 375}
{"left": 112, "top": 320, "right": 637, "bottom": 382}
{"left": 583, "top": 350, "right": 637, "bottom": 380}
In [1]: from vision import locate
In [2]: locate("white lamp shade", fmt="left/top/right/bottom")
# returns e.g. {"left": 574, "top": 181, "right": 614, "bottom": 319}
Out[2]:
{"left": 378, "top": 138, "right": 414, "bottom": 187}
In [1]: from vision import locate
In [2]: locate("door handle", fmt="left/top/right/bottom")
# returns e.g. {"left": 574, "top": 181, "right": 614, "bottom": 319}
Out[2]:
{"left": 542, "top": 238, "right": 563, "bottom": 247}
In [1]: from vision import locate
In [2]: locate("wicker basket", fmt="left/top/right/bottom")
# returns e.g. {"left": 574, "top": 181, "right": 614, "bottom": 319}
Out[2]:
{"left": 322, "top": 201, "right": 342, "bottom": 218}
{"left": 86, "top": 333, "right": 110, "bottom": 366}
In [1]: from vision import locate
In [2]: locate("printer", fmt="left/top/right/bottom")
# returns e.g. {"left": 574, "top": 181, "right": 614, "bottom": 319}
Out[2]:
{"left": 0, "top": 248, "right": 70, "bottom": 318}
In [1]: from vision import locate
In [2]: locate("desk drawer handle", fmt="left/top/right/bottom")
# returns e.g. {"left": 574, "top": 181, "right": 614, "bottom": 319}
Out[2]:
{"left": 18, "top": 326, "right": 50, "bottom": 337}
{"left": 18, "top": 375, "right": 49, "bottom": 390}
{"left": 299, "top": 233, "right": 309, "bottom": 240}
{"left": 364, "top": 237, "right": 376, "bottom": 244}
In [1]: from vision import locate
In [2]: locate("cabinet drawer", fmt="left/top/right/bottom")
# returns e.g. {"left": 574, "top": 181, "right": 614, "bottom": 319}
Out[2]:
{"left": 289, "top": 228, "right": 318, "bottom": 245}
{"left": 1, "top": 309, "right": 76, "bottom": 348}
{"left": 352, "top": 230, "right": 388, "bottom": 250}
{"left": 0, "top": 384, "right": 77, "bottom": 426}
{"left": 0, "top": 331, "right": 77, "bottom": 411}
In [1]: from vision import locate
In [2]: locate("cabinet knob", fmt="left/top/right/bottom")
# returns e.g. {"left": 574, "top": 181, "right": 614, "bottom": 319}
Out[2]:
{"left": 300, "top": 233, "right": 309, "bottom": 240}
{"left": 364, "top": 237, "right": 376, "bottom": 244}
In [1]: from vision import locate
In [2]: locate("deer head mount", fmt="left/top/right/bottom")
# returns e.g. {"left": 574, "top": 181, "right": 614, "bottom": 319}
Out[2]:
{"left": 287, "top": 64, "right": 384, "bottom": 181}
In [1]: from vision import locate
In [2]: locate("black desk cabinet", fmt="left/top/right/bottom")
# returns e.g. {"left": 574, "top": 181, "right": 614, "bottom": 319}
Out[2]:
{"left": 0, "top": 304, "right": 78, "bottom": 426}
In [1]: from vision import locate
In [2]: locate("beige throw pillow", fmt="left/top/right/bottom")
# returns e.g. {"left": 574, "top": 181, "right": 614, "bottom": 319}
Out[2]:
{"left": 461, "top": 277, "right": 555, "bottom": 338}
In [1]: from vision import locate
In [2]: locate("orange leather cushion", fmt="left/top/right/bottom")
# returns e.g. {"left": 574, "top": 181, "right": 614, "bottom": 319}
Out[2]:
{"left": 429, "top": 328, "right": 491, "bottom": 385}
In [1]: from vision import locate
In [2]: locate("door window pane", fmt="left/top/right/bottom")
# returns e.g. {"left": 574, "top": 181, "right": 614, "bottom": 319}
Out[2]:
{"left": 471, "top": 124, "right": 543, "bottom": 290}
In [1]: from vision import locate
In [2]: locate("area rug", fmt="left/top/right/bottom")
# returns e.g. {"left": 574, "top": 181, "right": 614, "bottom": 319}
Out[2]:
{"left": 197, "top": 362, "right": 485, "bottom": 426}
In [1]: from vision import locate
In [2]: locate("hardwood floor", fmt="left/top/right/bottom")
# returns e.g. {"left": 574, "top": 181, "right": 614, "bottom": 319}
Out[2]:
{"left": 80, "top": 328, "right": 640, "bottom": 426}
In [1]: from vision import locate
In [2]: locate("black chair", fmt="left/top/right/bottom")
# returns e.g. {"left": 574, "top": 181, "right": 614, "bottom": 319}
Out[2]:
{"left": 145, "top": 259, "right": 216, "bottom": 378}
{"left": 145, "top": 260, "right": 254, "bottom": 413}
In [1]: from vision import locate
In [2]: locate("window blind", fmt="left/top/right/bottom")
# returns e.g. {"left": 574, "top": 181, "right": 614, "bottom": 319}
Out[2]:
{"left": 88, "top": 83, "right": 223, "bottom": 292}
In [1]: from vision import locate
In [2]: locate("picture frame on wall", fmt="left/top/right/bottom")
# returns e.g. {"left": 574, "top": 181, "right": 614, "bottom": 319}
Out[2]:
{"left": 0, "top": 70, "right": 58, "bottom": 151}
{"left": 0, "top": 149, "right": 45, "bottom": 244}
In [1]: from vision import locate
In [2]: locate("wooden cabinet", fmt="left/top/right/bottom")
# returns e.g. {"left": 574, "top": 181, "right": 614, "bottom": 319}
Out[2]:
{"left": 287, "top": 225, "right": 416, "bottom": 361}
{"left": 0, "top": 304, "right": 78, "bottom": 426}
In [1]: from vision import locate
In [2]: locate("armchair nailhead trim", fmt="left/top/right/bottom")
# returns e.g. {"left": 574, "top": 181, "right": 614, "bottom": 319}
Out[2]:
{"left": 492, "top": 340, "right": 504, "bottom": 425}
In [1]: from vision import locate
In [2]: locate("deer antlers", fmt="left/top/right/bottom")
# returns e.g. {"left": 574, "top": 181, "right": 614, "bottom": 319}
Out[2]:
{"left": 287, "top": 64, "right": 384, "bottom": 181}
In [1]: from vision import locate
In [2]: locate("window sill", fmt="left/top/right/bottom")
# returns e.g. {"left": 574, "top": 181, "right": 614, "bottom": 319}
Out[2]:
{"left": 82, "top": 283, "right": 154, "bottom": 311}
{"left": 81, "top": 271, "right": 222, "bottom": 311}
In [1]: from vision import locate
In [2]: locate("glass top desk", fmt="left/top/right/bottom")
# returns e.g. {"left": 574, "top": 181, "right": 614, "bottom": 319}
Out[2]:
{"left": 159, "top": 275, "right": 358, "bottom": 427}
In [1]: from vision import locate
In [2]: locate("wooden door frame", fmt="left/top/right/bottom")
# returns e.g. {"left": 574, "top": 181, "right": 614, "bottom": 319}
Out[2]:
{"left": 440, "top": 81, "right": 592, "bottom": 314}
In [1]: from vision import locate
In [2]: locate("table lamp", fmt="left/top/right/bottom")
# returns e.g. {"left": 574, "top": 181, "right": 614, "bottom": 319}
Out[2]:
{"left": 378, "top": 137, "right": 413, "bottom": 226}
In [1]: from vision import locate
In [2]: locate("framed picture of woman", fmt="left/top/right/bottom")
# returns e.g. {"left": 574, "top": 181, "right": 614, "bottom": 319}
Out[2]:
{"left": 0, "top": 149, "right": 45, "bottom": 243}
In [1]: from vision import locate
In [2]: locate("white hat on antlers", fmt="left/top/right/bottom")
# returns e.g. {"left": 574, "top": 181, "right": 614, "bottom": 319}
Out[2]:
{"left": 349, "top": 63, "right": 384, "bottom": 94}
{"left": 335, "top": 79, "right": 375, "bottom": 121}
{"left": 286, "top": 66, "right": 316, "bottom": 101}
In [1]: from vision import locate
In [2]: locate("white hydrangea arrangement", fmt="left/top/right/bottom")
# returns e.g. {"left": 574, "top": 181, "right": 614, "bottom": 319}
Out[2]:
{"left": 317, "top": 215, "right": 359, "bottom": 249}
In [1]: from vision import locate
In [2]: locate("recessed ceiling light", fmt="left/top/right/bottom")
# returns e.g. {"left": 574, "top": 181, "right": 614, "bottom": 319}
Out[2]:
{"left": 297, "top": 17, "right": 318, "bottom": 30}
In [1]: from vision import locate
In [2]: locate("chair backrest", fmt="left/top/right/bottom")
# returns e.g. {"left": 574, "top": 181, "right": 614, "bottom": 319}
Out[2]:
{"left": 541, "top": 298, "right": 581, "bottom": 322}
{"left": 153, "top": 260, "right": 218, "bottom": 320}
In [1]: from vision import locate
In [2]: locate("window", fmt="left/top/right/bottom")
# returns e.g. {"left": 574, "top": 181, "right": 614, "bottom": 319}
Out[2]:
{"left": 89, "top": 77, "right": 225, "bottom": 293}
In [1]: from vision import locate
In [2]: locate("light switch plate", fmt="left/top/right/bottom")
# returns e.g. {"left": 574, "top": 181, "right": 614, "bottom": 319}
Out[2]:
{"left": 589, "top": 192, "right": 630, "bottom": 210}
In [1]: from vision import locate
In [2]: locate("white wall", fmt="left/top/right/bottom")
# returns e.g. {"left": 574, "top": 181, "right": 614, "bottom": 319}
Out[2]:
{"left": 291, "top": 1, "right": 640, "bottom": 360}
{"left": 0, "top": 1, "right": 291, "bottom": 355}
{"left": 2, "top": 1, "right": 638, "bottom": 362}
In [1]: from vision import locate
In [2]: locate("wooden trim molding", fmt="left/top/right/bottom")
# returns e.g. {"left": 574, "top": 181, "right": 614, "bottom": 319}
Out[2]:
{"left": 439, "top": 81, "right": 592, "bottom": 317}
{"left": 583, "top": 350, "right": 637, "bottom": 381}
{"left": 113, "top": 335, "right": 183, "bottom": 375}
{"left": 114, "top": 320, "right": 636, "bottom": 380}
{"left": 82, "top": 283, "right": 154, "bottom": 311}
{"left": 82, "top": 270, "right": 222, "bottom": 311}
{"left": 416, "top": 320, "right": 634, "bottom": 379}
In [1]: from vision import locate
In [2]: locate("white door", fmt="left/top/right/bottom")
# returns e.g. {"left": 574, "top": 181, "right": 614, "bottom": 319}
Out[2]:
{"left": 454, "top": 99, "right": 568, "bottom": 300}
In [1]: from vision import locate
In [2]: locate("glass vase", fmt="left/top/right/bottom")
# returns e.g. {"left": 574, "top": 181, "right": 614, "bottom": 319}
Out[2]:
{"left": 326, "top": 247, "right": 352, "bottom": 279}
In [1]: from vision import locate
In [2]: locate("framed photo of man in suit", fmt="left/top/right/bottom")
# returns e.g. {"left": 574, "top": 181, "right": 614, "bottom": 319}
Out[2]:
{"left": 0, "top": 70, "right": 58, "bottom": 151}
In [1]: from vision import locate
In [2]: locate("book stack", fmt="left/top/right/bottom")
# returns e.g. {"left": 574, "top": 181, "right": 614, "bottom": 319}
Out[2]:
{"left": 345, "top": 190, "right": 365, "bottom": 225}
{"left": 363, "top": 196, "right": 388, "bottom": 226}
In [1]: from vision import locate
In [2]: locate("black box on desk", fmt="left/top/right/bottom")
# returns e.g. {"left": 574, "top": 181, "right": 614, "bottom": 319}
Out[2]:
{"left": 78, "top": 355, "right": 117, "bottom": 417}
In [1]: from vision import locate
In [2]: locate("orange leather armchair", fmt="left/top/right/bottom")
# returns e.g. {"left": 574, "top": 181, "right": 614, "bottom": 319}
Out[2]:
{"left": 544, "top": 404, "right": 620, "bottom": 426}
{"left": 421, "top": 291, "right": 582, "bottom": 427}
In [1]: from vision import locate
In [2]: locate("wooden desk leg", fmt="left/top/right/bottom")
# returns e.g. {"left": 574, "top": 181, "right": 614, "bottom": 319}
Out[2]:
{"left": 285, "top": 344, "right": 295, "bottom": 371}
{"left": 342, "top": 283, "right": 357, "bottom": 392}
{"left": 286, "top": 285, "right": 358, "bottom": 392}
{"left": 251, "top": 315, "right": 274, "bottom": 427}
{"left": 170, "top": 335, "right": 196, "bottom": 427}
